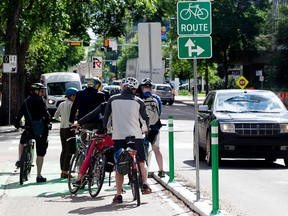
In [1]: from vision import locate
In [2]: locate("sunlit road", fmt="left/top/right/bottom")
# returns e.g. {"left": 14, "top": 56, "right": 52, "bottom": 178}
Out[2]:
{"left": 161, "top": 102, "right": 288, "bottom": 216}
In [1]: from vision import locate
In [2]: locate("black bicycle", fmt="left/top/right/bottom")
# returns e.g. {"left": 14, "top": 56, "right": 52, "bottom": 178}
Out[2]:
{"left": 67, "top": 128, "right": 91, "bottom": 194}
{"left": 125, "top": 136, "right": 143, "bottom": 206}
{"left": 19, "top": 127, "right": 35, "bottom": 185}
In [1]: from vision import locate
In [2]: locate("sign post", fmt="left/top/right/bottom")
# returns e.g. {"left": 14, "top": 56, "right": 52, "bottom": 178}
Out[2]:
{"left": 177, "top": 1, "right": 212, "bottom": 202}
{"left": 2, "top": 55, "right": 17, "bottom": 125}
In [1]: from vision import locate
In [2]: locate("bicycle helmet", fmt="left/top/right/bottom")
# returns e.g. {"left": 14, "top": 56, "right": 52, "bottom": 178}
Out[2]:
{"left": 31, "top": 83, "right": 46, "bottom": 91}
{"left": 65, "top": 87, "right": 78, "bottom": 97}
{"left": 125, "top": 77, "right": 139, "bottom": 89}
{"left": 141, "top": 78, "right": 153, "bottom": 86}
{"left": 88, "top": 77, "right": 102, "bottom": 90}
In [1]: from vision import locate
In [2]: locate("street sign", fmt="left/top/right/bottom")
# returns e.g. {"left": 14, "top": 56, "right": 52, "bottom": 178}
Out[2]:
{"left": 178, "top": 36, "right": 212, "bottom": 59}
{"left": 3, "top": 55, "right": 17, "bottom": 73}
{"left": 236, "top": 75, "right": 249, "bottom": 89}
{"left": 177, "top": 1, "right": 211, "bottom": 35}
{"left": 92, "top": 56, "right": 102, "bottom": 77}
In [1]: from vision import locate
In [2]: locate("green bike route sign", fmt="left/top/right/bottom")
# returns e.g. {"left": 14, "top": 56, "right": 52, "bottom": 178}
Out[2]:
{"left": 177, "top": 1, "right": 212, "bottom": 35}
{"left": 178, "top": 36, "right": 212, "bottom": 59}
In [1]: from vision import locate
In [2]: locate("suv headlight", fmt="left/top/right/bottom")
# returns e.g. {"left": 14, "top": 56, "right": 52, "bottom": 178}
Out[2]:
{"left": 48, "top": 99, "right": 55, "bottom": 105}
{"left": 220, "top": 123, "right": 235, "bottom": 133}
{"left": 280, "top": 124, "right": 288, "bottom": 133}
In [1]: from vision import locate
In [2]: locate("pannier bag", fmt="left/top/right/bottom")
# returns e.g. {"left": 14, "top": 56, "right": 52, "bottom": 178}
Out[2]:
{"left": 114, "top": 148, "right": 130, "bottom": 175}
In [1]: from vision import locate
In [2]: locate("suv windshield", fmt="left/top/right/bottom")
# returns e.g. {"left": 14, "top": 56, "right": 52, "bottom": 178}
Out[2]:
{"left": 156, "top": 86, "right": 172, "bottom": 91}
{"left": 47, "top": 81, "right": 80, "bottom": 95}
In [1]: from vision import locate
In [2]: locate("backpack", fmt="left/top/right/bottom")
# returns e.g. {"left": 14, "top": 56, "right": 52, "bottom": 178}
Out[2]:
{"left": 144, "top": 95, "right": 160, "bottom": 126}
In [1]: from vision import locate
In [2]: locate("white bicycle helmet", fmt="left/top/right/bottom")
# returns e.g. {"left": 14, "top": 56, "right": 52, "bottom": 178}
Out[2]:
{"left": 125, "top": 77, "right": 139, "bottom": 89}
{"left": 141, "top": 78, "right": 153, "bottom": 86}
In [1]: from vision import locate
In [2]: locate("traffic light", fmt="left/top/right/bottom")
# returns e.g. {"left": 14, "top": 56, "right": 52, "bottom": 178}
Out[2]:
{"left": 69, "top": 41, "right": 81, "bottom": 46}
{"left": 104, "top": 39, "right": 110, "bottom": 47}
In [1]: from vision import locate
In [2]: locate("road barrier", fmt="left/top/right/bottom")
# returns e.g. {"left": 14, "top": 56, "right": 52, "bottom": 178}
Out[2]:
{"left": 168, "top": 115, "right": 175, "bottom": 182}
{"left": 211, "top": 121, "right": 220, "bottom": 215}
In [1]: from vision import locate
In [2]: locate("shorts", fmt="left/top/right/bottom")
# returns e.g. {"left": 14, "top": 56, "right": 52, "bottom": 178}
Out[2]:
{"left": 113, "top": 139, "right": 146, "bottom": 162}
{"left": 147, "top": 130, "right": 160, "bottom": 147}
{"left": 20, "top": 129, "right": 48, "bottom": 157}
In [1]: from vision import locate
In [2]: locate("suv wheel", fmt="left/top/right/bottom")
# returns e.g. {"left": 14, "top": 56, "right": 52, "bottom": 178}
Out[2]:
{"left": 168, "top": 100, "right": 174, "bottom": 106}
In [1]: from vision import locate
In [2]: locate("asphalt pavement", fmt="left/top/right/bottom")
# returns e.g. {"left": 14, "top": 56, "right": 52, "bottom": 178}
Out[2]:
{"left": 0, "top": 95, "right": 230, "bottom": 216}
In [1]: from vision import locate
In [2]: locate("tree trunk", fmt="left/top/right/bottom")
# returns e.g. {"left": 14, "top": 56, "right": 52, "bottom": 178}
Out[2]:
{"left": 0, "top": 2, "right": 25, "bottom": 126}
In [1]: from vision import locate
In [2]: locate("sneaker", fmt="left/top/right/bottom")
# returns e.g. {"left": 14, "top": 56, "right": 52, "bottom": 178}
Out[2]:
{"left": 36, "top": 176, "right": 47, "bottom": 183}
{"left": 158, "top": 170, "right": 165, "bottom": 178}
{"left": 112, "top": 195, "right": 123, "bottom": 204}
{"left": 72, "top": 180, "right": 82, "bottom": 187}
{"left": 15, "top": 160, "right": 20, "bottom": 168}
{"left": 141, "top": 184, "right": 152, "bottom": 195}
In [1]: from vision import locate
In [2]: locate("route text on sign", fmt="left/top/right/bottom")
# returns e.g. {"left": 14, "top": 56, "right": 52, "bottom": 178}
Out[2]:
{"left": 180, "top": 24, "right": 208, "bottom": 33}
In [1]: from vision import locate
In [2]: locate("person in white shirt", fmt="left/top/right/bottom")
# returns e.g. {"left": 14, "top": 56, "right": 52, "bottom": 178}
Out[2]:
{"left": 54, "top": 87, "right": 78, "bottom": 178}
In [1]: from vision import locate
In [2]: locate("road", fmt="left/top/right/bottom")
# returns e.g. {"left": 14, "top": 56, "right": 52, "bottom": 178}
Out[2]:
{"left": 0, "top": 120, "right": 197, "bottom": 216}
{"left": 160, "top": 102, "right": 288, "bottom": 216}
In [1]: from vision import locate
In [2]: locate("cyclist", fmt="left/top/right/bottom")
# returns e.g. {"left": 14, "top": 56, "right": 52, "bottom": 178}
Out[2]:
{"left": 14, "top": 83, "right": 51, "bottom": 183}
{"left": 69, "top": 77, "right": 105, "bottom": 130}
{"left": 140, "top": 78, "right": 165, "bottom": 178}
{"left": 103, "top": 77, "right": 151, "bottom": 204}
{"left": 54, "top": 87, "right": 78, "bottom": 178}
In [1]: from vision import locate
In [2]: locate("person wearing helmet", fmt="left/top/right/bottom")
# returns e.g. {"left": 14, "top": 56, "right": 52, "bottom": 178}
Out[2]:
{"left": 103, "top": 77, "right": 152, "bottom": 204}
{"left": 69, "top": 77, "right": 105, "bottom": 130}
{"left": 140, "top": 78, "right": 165, "bottom": 178}
{"left": 14, "top": 83, "right": 52, "bottom": 183}
{"left": 54, "top": 87, "right": 78, "bottom": 178}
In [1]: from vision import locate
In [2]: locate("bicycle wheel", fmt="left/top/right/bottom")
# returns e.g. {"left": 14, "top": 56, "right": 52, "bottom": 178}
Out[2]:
{"left": 88, "top": 153, "right": 106, "bottom": 198}
{"left": 68, "top": 152, "right": 84, "bottom": 194}
{"left": 19, "top": 148, "right": 28, "bottom": 185}
{"left": 130, "top": 164, "right": 141, "bottom": 206}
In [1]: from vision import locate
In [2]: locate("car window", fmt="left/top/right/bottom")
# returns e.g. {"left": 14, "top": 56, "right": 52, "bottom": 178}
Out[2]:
{"left": 156, "top": 85, "right": 171, "bottom": 91}
{"left": 215, "top": 93, "right": 285, "bottom": 112}
{"left": 204, "top": 93, "right": 215, "bottom": 110}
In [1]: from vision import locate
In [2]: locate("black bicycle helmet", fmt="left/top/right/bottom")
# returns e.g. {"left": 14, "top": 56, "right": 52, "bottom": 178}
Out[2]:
{"left": 31, "top": 83, "right": 46, "bottom": 91}
{"left": 141, "top": 78, "right": 153, "bottom": 86}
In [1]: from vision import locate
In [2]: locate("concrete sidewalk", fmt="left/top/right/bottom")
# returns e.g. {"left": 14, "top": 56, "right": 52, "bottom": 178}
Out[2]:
{"left": 174, "top": 95, "right": 205, "bottom": 106}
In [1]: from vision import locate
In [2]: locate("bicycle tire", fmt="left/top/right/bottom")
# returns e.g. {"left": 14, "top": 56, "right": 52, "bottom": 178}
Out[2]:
{"left": 88, "top": 153, "right": 106, "bottom": 198}
{"left": 130, "top": 164, "right": 141, "bottom": 206}
{"left": 68, "top": 152, "right": 84, "bottom": 194}
{"left": 19, "top": 149, "right": 28, "bottom": 185}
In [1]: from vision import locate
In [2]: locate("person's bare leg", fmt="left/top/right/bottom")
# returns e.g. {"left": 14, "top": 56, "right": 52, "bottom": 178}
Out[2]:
{"left": 36, "top": 156, "right": 44, "bottom": 177}
{"left": 18, "top": 143, "right": 24, "bottom": 161}
{"left": 152, "top": 145, "right": 163, "bottom": 171}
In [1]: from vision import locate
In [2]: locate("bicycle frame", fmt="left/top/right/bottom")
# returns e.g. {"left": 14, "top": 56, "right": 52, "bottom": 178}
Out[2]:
{"left": 19, "top": 135, "right": 35, "bottom": 185}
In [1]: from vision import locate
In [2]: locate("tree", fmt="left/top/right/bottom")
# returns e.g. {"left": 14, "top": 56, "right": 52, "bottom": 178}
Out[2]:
{"left": 0, "top": 0, "right": 90, "bottom": 125}
{"left": 212, "top": 0, "right": 270, "bottom": 88}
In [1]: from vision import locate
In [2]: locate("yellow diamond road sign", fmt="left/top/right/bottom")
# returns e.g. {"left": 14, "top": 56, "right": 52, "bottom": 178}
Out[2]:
{"left": 236, "top": 76, "right": 249, "bottom": 89}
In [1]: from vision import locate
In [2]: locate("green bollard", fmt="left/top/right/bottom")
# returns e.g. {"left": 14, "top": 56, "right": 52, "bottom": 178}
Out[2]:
{"left": 211, "top": 121, "right": 221, "bottom": 215}
{"left": 168, "top": 115, "right": 175, "bottom": 182}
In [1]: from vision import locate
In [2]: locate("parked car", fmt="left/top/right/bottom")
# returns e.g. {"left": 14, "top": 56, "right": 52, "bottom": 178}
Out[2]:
{"left": 102, "top": 85, "right": 121, "bottom": 93}
{"left": 195, "top": 89, "right": 288, "bottom": 166}
{"left": 152, "top": 83, "right": 174, "bottom": 105}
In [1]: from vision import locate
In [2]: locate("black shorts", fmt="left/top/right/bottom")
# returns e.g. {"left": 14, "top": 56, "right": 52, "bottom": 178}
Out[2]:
{"left": 20, "top": 129, "right": 48, "bottom": 157}
{"left": 113, "top": 139, "right": 146, "bottom": 162}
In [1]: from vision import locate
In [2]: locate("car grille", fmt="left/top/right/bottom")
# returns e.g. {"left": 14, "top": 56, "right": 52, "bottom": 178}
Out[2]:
{"left": 235, "top": 123, "right": 280, "bottom": 135}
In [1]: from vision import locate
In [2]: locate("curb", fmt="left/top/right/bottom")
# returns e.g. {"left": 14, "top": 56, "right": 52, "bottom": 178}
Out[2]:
{"left": 152, "top": 173, "right": 230, "bottom": 216}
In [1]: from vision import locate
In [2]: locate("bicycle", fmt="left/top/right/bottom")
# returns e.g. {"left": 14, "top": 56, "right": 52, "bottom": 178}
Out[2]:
{"left": 180, "top": 3, "right": 209, "bottom": 20}
{"left": 68, "top": 128, "right": 114, "bottom": 197}
{"left": 67, "top": 128, "right": 91, "bottom": 194}
{"left": 19, "top": 126, "right": 35, "bottom": 185}
{"left": 115, "top": 136, "right": 143, "bottom": 206}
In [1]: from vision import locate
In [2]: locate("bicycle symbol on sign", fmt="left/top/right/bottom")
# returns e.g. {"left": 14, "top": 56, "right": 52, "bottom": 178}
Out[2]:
{"left": 180, "top": 3, "right": 209, "bottom": 20}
